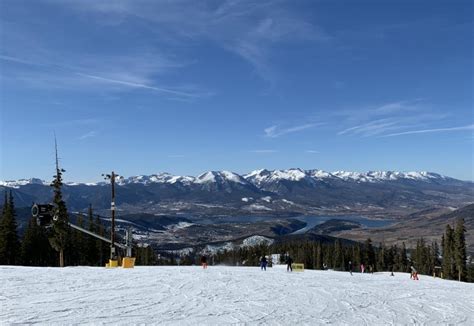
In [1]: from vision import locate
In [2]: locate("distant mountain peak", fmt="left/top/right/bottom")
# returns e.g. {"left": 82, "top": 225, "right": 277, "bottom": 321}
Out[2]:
{"left": 0, "top": 169, "right": 456, "bottom": 188}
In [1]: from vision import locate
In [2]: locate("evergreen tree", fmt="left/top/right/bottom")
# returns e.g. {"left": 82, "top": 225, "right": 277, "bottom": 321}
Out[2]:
{"left": 364, "top": 238, "right": 375, "bottom": 269}
{"left": 414, "top": 238, "right": 428, "bottom": 274}
{"left": 86, "top": 205, "right": 98, "bottom": 265}
{"left": 386, "top": 245, "right": 397, "bottom": 272}
{"left": 136, "top": 244, "right": 156, "bottom": 265}
{"left": 430, "top": 241, "right": 440, "bottom": 276}
{"left": 354, "top": 243, "right": 362, "bottom": 270}
{"left": 376, "top": 243, "right": 386, "bottom": 272}
{"left": 0, "top": 191, "right": 20, "bottom": 265}
{"left": 21, "top": 216, "right": 56, "bottom": 266}
{"left": 400, "top": 242, "right": 408, "bottom": 272}
{"left": 333, "top": 239, "right": 343, "bottom": 270}
{"left": 442, "top": 225, "right": 456, "bottom": 279}
{"left": 454, "top": 218, "right": 467, "bottom": 281}
{"left": 315, "top": 242, "right": 323, "bottom": 270}
{"left": 49, "top": 145, "right": 70, "bottom": 267}
{"left": 95, "top": 214, "right": 108, "bottom": 266}
{"left": 73, "top": 214, "right": 86, "bottom": 265}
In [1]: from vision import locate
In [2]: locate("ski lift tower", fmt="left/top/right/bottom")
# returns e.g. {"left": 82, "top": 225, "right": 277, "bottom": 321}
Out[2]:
{"left": 102, "top": 171, "right": 120, "bottom": 267}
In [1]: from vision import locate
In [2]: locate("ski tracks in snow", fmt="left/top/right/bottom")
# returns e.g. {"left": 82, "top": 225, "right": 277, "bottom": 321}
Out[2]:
{"left": 1, "top": 266, "right": 473, "bottom": 325}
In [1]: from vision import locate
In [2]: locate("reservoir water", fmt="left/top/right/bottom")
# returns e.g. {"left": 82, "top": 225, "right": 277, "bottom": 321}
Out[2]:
{"left": 194, "top": 215, "right": 395, "bottom": 234}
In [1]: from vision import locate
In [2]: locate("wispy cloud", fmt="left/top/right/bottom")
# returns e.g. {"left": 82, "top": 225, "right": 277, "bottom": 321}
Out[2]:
{"left": 338, "top": 118, "right": 402, "bottom": 137}
{"left": 305, "top": 150, "right": 320, "bottom": 154}
{"left": 42, "top": 118, "right": 100, "bottom": 128}
{"left": 336, "top": 100, "right": 452, "bottom": 137}
{"left": 78, "top": 131, "right": 97, "bottom": 140}
{"left": 264, "top": 123, "right": 321, "bottom": 138}
{"left": 76, "top": 73, "right": 205, "bottom": 98}
{"left": 0, "top": 53, "right": 211, "bottom": 99}
{"left": 0, "top": 54, "right": 43, "bottom": 66}
{"left": 55, "top": 0, "right": 329, "bottom": 85}
{"left": 250, "top": 149, "right": 278, "bottom": 153}
{"left": 383, "top": 124, "right": 474, "bottom": 137}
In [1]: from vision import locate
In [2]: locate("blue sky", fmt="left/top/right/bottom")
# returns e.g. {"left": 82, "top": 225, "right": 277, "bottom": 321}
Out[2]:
{"left": 1, "top": 0, "right": 473, "bottom": 182}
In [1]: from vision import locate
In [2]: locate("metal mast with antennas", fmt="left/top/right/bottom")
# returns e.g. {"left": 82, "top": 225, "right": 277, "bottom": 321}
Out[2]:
{"left": 102, "top": 171, "right": 119, "bottom": 263}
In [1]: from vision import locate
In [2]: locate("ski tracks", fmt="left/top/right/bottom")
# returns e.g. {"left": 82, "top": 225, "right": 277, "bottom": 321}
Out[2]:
{"left": 1, "top": 266, "right": 473, "bottom": 325}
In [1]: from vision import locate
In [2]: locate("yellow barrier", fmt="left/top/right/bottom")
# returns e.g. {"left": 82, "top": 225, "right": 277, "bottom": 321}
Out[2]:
{"left": 122, "top": 257, "right": 136, "bottom": 268}
{"left": 292, "top": 263, "right": 304, "bottom": 272}
{"left": 107, "top": 259, "right": 119, "bottom": 268}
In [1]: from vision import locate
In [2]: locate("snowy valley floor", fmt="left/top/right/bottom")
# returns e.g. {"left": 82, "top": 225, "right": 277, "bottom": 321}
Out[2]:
{"left": 1, "top": 265, "right": 473, "bottom": 325}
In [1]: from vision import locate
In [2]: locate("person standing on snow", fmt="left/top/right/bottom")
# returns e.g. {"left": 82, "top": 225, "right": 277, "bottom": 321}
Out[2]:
{"left": 260, "top": 256, "right": 268, "bottom": 271}
{"left": 410, "top": 265, "right": 419, "bottom": 280}
{"left": 348, "top": 261, "right": 353, "bottom": 275}
{"left": 286, "top": 255, "right": 293, "bottom": 272}
{"left": 200, "top": 255, "right": 208, "bottom": 269}
{"left": 360, "top": 263, "right": 365, "bottom": 274}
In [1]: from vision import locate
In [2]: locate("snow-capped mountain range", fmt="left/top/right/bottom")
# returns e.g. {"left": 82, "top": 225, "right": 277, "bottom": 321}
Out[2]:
{"left": 1, "top": 168, "right": 472, "bottom": 215}
{"left": 0, "top": 169, "right": 454, "bottom": 188}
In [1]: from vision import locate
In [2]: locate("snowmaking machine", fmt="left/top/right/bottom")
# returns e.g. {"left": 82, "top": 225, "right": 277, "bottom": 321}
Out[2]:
{"left": 31, "top": 203, "right": 135, "bottom": 268}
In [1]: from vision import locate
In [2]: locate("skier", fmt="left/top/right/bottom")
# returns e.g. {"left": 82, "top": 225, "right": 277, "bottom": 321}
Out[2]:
{"left": 286, "top": 255, "right": 293, "bottom": 272}
{"left": 360, "top": 263, "right": 365, "bottom": 273}
{"left": 260, "top": 256, "right": 268, "bottom": 271}
{"left": 410, "top": 265, "right": 419, "bottom": 280}
{"left": 369, "top": 265, "right": 374, "bottom": 274}
{"left": 348, "top": 261, "right": 353, "bottom": 275}
{"left": 200, "top": 255, "right": 208, "bottom": 269}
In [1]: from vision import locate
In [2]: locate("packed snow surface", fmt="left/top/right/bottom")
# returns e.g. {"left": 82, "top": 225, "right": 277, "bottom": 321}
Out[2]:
{"left": 1, "top": 266, "right": 473, "bottom": 325}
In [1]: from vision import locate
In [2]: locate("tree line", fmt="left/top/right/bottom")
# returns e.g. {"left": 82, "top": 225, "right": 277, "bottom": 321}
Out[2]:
{"left": 148, "top": 222, "right": 473, "bottom": 282}
{"left": 0, "top": 186, "right": 471, "bottom": 282}
{"left": 0, "top": 190, "right": 154, "bottom": 267}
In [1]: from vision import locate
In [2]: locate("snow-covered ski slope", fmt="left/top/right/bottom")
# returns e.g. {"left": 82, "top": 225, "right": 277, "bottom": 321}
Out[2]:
{"left": 1, "top": 265, "right": 473, "bottom": 325}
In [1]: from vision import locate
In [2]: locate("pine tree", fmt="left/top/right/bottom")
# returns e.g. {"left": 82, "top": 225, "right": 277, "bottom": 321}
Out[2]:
{"left": 86, "top": 205, "right": 98, "bottom": 265}
{"left": 73, "top": 214, "right": 86, "bottom": 265}
{"left": 354, "top": 243, "right": 362, "bottom": 270}
{"left": 95, "top": 214, "right": 107, "bottom": 266}
{"left": 49, "top": 142, "right": 70, "bottom": 267}
{"left": 333, "top": 239, "right": 343, "bottom": 270}
{"left": 430, "top": 241, "right": 440, "bottom": 276}
{"left": 394, "top": 242, "right": 408, "bottom": 272}
{"left": 21, "top": 216, "right": 39, "bottom": 265}
{"left": 386, "top": 245, "right": 396, "bottom": 272}
{"left": 414, "top": 238, "right": 428, "bottom": 274}
{"left": 442, "top": 225, "right": 456, "bottom": 279}
{"left": 21, "top": 216, "right": 56, "bottom": 266}
{"left": 315, "top": 242, "right": 323, "bottom": 269}
{"left": 454, "top": 218, "right": 467, "bottom": 281}
{"left": 364, "top": 238, "right": 375, "bottom": 269}
{"left": 376, "top": 243, "right": 386, "bottom": 272}
{"left": 0, "top": 191, "right": 20, "bottom": 265}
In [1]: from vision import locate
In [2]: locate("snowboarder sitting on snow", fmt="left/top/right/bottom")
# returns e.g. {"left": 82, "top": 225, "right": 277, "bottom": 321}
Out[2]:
{"left": 260, "top": 256, "right": 268, "bottom": 271}
{"left": 348, "top": 261, "right": 353, "bottom": 275}
{"left": 410, "top": 265, "right": 419, "bottom": 280}
{"left": 286, "top": 255, "right": 293, "bottom": 272}
{"left": 201, "top": 255, "right": 208, "bottom": 269}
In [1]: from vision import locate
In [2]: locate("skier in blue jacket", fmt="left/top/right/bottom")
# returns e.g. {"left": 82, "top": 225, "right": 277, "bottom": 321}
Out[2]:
{"left": 260, "top": 256, "right": 268, "bottom": 271}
